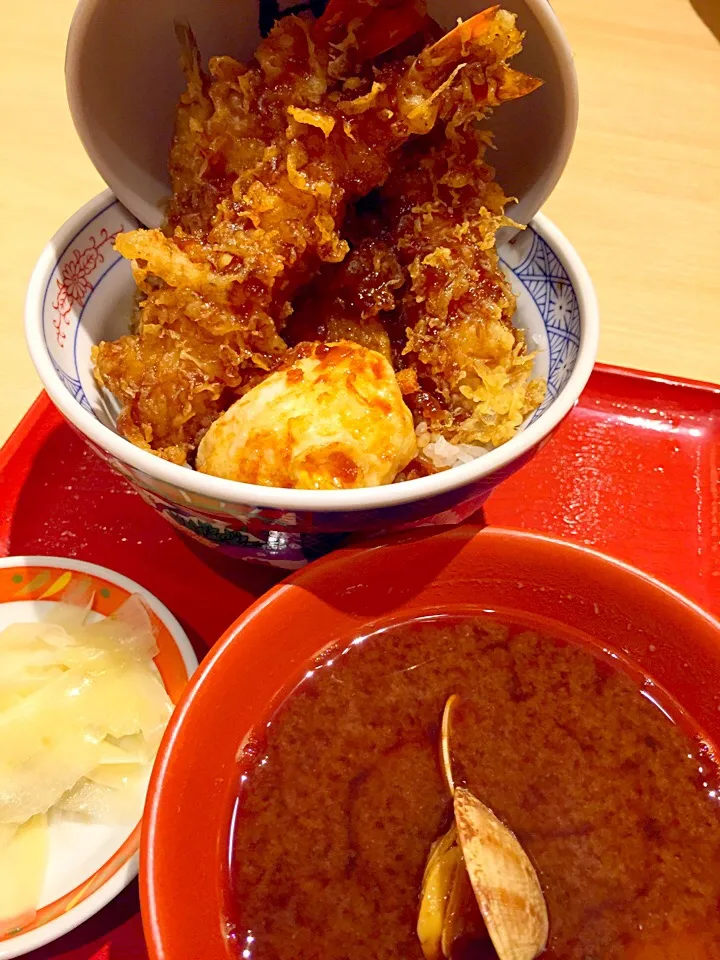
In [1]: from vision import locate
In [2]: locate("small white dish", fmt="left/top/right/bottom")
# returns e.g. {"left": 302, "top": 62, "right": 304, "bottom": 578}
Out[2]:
{"left": 0, "top": 556, "right": 197, "bottom": 960}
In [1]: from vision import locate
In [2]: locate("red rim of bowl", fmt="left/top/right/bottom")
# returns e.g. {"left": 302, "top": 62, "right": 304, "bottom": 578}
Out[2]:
{"left": 141, "top": 526, "right": 720, "bottom": 960}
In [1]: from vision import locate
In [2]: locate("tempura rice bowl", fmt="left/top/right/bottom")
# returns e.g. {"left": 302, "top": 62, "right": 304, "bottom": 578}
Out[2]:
{"left": 26, "top": 192, "right": 597, "bottom": 567}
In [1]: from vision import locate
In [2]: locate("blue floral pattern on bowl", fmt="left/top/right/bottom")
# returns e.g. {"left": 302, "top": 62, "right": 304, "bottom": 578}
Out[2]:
{"left": 500, "top": 227, "right": 581, "bottom": 420}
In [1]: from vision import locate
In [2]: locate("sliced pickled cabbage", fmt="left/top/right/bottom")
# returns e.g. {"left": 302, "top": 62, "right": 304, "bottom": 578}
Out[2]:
{"left": 59, "top": 765, "right": 149, "bottom": 824}
{"left": 0, "top": 593, "right": 175, "bottom": 933}
{"left": 0, "top": 814, "right": 48, "bottom": 937}
{"left": 0, "top": 825, "right": 17, "bottom": 852}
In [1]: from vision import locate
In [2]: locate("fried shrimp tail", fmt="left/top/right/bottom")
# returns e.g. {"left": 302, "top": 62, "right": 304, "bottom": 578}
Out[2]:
{"left": 313, "top": 0, "right": 429, "bottom": 61}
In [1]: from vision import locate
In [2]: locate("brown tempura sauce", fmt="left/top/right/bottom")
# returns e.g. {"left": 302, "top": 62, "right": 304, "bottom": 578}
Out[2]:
{"left": 229, "top": 615, "right": 720, "bottom": 959}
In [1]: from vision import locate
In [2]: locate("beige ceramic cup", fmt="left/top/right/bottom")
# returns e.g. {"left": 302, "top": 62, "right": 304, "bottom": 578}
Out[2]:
{"left": 65, "top": 0, "right": 578, "bottom": 228}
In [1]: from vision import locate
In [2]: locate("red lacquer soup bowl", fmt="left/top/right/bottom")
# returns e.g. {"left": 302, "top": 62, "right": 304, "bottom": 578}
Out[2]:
{"left": 142, "top": 527, "right": 720, "bottom": 960}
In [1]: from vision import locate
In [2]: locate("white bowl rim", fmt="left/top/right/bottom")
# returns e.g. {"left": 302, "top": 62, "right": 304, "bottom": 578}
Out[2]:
{"left": 25, "top": 190, "right": 599, "bottom": 514}
{"left": 0, "top": 554, "right": 197, "bottom": 960}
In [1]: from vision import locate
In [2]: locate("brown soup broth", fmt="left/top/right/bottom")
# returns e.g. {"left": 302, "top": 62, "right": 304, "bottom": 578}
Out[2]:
{"left": 227, "top": 613, "right": 720, "bottom": 960}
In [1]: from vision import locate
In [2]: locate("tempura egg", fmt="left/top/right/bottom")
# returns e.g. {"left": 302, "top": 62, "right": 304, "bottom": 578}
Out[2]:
{"left": 196, "top": 341, "right": 417, "bottom": 489}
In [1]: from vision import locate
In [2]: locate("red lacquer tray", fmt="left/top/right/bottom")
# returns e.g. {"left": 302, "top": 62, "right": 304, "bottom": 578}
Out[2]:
{"left": 2, "top": 362, "right": 718, "bottom": 960}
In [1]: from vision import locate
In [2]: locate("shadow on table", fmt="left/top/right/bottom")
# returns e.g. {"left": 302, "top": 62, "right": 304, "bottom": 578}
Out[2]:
{"left": 690, "top": 0, "right": 720, "bottom": 41}
{"left": 26, "top": 881, "right": 142, "bottom": 959}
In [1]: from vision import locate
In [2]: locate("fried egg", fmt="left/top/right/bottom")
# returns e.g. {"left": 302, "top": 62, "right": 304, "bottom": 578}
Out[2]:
{"left": 196, "top": 341, "right": 417, "bottom": 489}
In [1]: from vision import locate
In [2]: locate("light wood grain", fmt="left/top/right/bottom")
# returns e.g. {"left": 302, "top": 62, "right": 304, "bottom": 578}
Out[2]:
{"left": 1, "top": 3, "right": 103, "bottom": 444}
{"left": 1, "top": 0, "right": 718, "bottom": 445}
{"left": 544, "top": 0, "right": 720, "bottom": 386}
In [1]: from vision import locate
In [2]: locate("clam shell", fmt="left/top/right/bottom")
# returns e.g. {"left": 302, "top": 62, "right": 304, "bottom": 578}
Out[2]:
{"left": 453, "top": 787, "right": 548, "bottom": 960}
{"left": 417, "top": 825, "right": 461, "bottom": 960}
{"left": 440, "top": 694, "right": 459, "bottom": 795}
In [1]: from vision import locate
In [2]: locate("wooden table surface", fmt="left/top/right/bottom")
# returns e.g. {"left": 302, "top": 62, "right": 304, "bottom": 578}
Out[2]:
{"left": 1, "top": 0, "right": 719, "bottom": 444}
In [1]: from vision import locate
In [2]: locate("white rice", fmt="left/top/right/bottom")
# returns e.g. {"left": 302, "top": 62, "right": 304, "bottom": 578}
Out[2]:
{"left": 415, "top": 422, "right": 489, "bottom": 470}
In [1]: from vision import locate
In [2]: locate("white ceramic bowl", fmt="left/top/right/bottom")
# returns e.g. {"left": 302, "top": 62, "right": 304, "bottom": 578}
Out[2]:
{"left": 0, "top": 556, "right": 197, "bottom": 959}
{"left": 66, "top": 0, "right": 578, "bottom": 229}
{"left": 25, "top": 191, "right": 598, "bottom": 567}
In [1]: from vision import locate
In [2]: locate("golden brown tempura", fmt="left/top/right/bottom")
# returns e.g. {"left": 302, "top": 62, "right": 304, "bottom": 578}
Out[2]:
{"left": 196, "top": 340, "right": 418, "bottom": 488}
{"left": 382, "top": 125, "right": 546, "bottom": 450}
{"left": 287, "top": 124, "right": 545, "bottom": 470}
{"left": 93, "top": 0, "right": 544, "bottom": 477}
